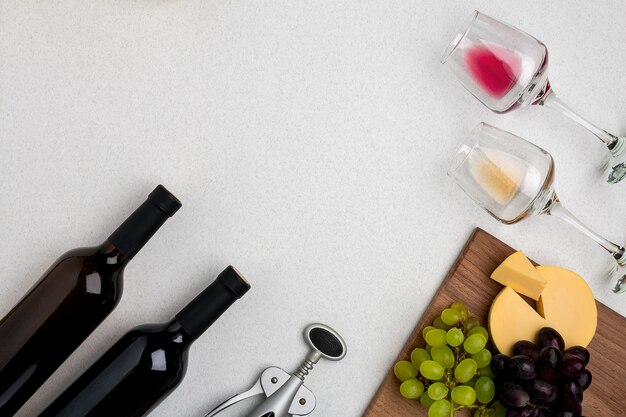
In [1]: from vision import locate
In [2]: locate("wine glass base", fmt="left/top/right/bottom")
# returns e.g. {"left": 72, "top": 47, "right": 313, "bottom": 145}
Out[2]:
{"left": 605, "top": 137, "right": 626, "bottom": 184}
{"left": 607, "top": 163, "right": 626, "bottom": 184}
{"left": 606, "top": 261, "right": 626, "bottom": 293}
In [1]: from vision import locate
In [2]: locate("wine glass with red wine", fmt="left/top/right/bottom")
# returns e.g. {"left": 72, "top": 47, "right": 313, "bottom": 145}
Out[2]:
{"left": 448, "top": 123, "right": 625, "bottom": 293}
{"left": 441, "top": 11, "right": 626, "bottom": 184}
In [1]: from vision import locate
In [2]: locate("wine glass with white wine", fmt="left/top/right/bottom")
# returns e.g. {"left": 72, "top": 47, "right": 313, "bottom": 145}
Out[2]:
{"left": 448, "top": 123, "right": 625, "bottom": 293}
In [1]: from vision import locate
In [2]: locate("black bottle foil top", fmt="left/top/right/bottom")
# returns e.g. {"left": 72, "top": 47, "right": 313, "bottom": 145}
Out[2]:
{"left": 176, "top": 266, "right": 251, "bottom": 340}
{"left": 108, "top": 184, "right": 181, "bottom": 260}
{"left": 148, "top": 185, "right": 182, "bottom": 217}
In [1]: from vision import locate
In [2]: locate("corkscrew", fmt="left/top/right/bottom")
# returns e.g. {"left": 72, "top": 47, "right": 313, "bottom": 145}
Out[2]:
{"left": 204, "top": 323, "right": 347, "bottom": 417}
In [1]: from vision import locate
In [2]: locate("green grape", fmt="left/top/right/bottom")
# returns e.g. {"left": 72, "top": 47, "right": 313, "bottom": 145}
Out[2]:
{"left": 427, "top": 382, "right": 448, "bottom": 400}
{"left": 450, "top": 301, "right": 469, "bottom": 320}
{"left": 425, "top": 329, "right": 447, "bottom": 347}
{"left": 446, "top": 328, "right": 464, "bottom": 347}
{"left": 477, "top": 365, "right": 494, "bottom": 379}
{"left": 430, "top": 346, "right": 455, "bottom": 369}
{"left": 410, "top": 347, "right": 431, "bottom": 369}
{"left": 454, "top": 358, "right": 477, "bottom": 383}
{"left": 492, "top": 400, "right": 507, "bottom": 417}
{"left": 471, "top": 348, "right": 492, "bottom": 368}
{"left": 463, "top": 333, "right": 486, "bottom": 354}
{"left": 440, "top": 308, "right": 461, "bottom": 326}
{"left": 462, "top": 316, "right": 480, "bottom": 331}
{"left": 425, "top": 344, "right": 432, "bottom": 354}
{"left": 422, "top": 325, "right": 437, "bottom": 339}
{"left": 400, "top": 378, "right": 424, "bottom": 399}
{"left": 467, "top": 325, "right": 489, "bottom": 341}
{"left": 451, "top": 385, "right": 476, "bottom": 406}
{"left": 419, "top": 360, "right": 444, "bottom": 380}
{"left": 432, "top": 317, "right": 452, "bottom": 331}
{"left": 393, "top": 360, "right": 417, "bottom": 381}
{"left": 474, "top": 376, "right": 495, "bottom": 403}
{"left": 419, "top": 392, "right": 435, "bottom": 409}
{"left": 428, "top": 399, "right": 451, "bottom": 417}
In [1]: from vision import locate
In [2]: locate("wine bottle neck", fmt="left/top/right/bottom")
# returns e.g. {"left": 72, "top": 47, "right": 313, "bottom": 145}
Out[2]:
{"left": 175, "top": 266, "right": 250, "bottom": 341}
{"left": 107, "top": 185, "right": 181, "bottom": 261}
{"left": 96, "top": 242, "right": 131, "bottom": 270}
{"left": 163, "top": 321, "right": 195, "bottom": 348}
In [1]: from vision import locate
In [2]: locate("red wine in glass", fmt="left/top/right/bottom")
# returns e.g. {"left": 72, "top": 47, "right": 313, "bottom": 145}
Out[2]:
{"left": 464, "top": 45, "right": 521, "bottom": 100}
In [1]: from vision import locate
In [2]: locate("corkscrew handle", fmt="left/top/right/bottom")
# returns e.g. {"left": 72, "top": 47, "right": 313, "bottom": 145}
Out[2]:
{"left": 305, "top": 324, "right": 347, "bottom": 360}
{"left": 295, "top": 324, "right": 347, "bottom": 379}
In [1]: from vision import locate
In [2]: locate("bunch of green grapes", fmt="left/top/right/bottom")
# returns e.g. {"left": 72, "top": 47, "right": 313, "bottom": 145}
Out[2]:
{"left": 393, "top": 302, "right": 506, "bottom": 417}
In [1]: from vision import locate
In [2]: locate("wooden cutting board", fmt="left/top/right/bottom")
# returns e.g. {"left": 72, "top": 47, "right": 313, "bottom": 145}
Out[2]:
{"left": 364, "top": 228, "right": 625, "bottom": 417}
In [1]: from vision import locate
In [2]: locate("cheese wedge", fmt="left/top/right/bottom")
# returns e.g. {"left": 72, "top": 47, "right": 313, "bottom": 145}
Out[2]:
{"left": 489, "top": 265, "right": 597, "bottom": 355}
{"left": 537, "top": 266, "right": 597, "bottom": 348}
{"left": 490, "top": 251, "right": 546, "bottom": 300}
{"left": 488, "top": 287, "right": 546, "bottom": 355}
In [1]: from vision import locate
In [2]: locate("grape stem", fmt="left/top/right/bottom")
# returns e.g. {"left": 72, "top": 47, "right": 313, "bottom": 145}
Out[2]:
{"left": 446, "top": 371, "right": 455, "bottom": 417}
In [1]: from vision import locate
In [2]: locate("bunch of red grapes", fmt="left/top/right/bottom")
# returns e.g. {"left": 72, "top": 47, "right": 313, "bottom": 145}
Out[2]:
{"left": 491, "top": 327, "right": 592, "bottom": 417}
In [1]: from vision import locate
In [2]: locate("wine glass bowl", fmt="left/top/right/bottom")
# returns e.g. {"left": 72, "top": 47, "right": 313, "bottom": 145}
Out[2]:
{"left": 441, "top": 11, "right": 549, "bottom": 113}
{"left": 449, "top": 123, "right": 626, "bottom": 293}
{"left": 448, "top": 123, "right": 555, "bottom": 224}
{"left": 443, "top": 11, "right": 626, "bottom": 184}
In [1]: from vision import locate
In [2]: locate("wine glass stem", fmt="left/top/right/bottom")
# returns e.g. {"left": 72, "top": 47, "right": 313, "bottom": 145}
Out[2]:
{"left": 545, "top": 193, "right": 626, "bottom": 264}
{"left": 539, "top": 90, "right": 622, "bottom": 153}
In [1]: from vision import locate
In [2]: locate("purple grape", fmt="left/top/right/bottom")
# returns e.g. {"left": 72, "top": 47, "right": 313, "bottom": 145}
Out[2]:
{"left": 558, "top": 402, "right": 582, "bottom": 417}
{"left": 507, "top": 405, "right": 538, "bottom": 417}
{"left": 492, "top": 353, "right": 511, "bottom": 378}
{"left": 561, "top": 380, "right": 583, "bottom": 410}
{"left": 513, "top": 340, "right": 541, "bottom": 362}
{"left": 526, "top": 379, "right": 557, "bottom": 404}
{"left": 535, "top": 409, "right": 551, "bottom": 417}
{"left": 538, "top": 328, "right": 565, "bottom": 352}
{"left": 574, "top": 369, "right": 592, "bottom": 391}
{"left": 564, "top": 346, "right": 590, "bottom": 366}
{"left": 561, "top": 353, "right": 585, "bottom": 377}
{"left": 566, "top": 403, "right": 582, "bottom": 415}
{"left": 537, "top": 347, "right": 561, "bottom": 381}
{"left": 508, "top": 355, "right": 537, "bottom": 380}
{"left": 557, "top": 411, "right": 581, "bottom": 417}
{"left": 499, "top": 381, "right": 530, "bottom": 408}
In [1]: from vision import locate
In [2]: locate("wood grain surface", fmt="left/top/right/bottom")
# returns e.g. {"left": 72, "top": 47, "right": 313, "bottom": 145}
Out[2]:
{"left": 363, "top": 228, "right": 625, "bottom": 417}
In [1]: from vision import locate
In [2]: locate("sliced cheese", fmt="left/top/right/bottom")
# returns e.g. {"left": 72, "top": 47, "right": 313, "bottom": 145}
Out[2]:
{"left": 537, "top": 266, "right": 597, "bottom": 348}
{"left": 488, "top": 286, "right": 546, "bottom": 355}
{"left": 490, "top": 251, "right": 546, "bottom": 300}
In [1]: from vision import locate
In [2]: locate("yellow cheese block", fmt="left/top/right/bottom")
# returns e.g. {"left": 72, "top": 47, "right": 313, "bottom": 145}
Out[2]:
{"left": 490, "top": 251, "right": 546, "bottom": 300}
{"left": 536, "top": 266, "right": 597, "bottom": 348}
{"left": 488, "top": 287, "right": 546, "bottom": 355}
{"left": 489, "top": 265, "right": 597, "bottom": 355}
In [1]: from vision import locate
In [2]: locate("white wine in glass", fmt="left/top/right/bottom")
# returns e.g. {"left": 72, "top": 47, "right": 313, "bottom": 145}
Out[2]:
{"left": 449, "top": 123, "right": 625, "bottom": 293}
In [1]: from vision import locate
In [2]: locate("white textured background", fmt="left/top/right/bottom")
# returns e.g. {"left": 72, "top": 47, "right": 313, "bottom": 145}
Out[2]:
{"left": 1, "top": 1, "right": 625, "bottom": 416}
